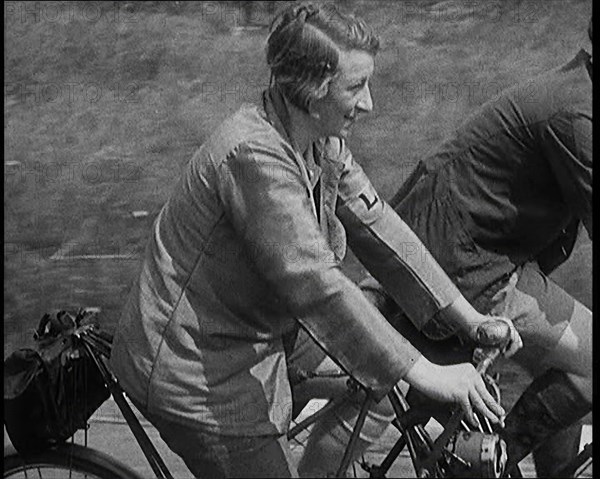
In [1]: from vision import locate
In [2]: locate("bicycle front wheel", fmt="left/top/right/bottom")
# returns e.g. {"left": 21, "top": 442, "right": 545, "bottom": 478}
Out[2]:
{"left": 4, "top": 443, "right": 144, "bottom": 479}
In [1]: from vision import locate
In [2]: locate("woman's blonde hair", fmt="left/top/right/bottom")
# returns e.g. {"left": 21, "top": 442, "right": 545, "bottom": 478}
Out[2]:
{"left": 266, "top": 3, "right": 379, "bottom": 112}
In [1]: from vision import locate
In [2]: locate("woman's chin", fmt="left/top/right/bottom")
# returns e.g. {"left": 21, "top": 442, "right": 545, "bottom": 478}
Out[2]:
{"left": 338, "top": 123, "right": 354, "bottom": 138}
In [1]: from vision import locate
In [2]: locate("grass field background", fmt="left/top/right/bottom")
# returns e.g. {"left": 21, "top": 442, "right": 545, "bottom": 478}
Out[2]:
{"left": 4, "top": 0, "right": 592, "bottom": 412}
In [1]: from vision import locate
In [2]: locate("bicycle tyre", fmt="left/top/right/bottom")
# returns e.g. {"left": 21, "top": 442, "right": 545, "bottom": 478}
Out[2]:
{"left": 4, "top": 443, "right": 144, "bottom": 479}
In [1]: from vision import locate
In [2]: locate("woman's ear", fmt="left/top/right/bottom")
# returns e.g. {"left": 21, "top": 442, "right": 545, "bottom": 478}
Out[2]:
{"left": 307, "top": 98, "right": 321, "bottom": 120}
{"left": 314, "top": 78, "right": 331, "bottom": 100}
{"left": 307, "top": 78, "right": 331, "bottom": 120}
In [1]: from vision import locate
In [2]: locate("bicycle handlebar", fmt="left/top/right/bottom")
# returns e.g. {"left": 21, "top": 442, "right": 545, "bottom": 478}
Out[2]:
{"left": 472, "top": 319, "right": 512, "bottom": 373}
{"left": 475, "top": 319, "right": 512, "bottom": 347}
{"left": 473, "top": 346, "right": 502, "bottom": 374}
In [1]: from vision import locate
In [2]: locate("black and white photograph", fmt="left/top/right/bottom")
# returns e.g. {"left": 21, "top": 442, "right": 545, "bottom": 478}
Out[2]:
{"left": 4, "top": 1, "right": 592, "bottom": 477}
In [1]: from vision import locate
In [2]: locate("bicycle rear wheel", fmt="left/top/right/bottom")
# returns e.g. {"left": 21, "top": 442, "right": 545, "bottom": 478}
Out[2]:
{"left": 4, "top": 443, "right": 144, "bottom": 479}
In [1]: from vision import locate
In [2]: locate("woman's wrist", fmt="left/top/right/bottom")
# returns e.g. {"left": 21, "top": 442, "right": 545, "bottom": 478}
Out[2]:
{"left": 440, "top": 295, "right": 486, "bottom": 339}
{"left": 403, "top": 354, "right": 437, "bottom": 390}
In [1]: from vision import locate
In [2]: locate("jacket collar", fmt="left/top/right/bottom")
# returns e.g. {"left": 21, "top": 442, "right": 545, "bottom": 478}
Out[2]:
{"left": 263, "top": 85, "right": 293, "bottom": 147}
{"left": 263, "top": 86, "right": 322, "bottom": 185}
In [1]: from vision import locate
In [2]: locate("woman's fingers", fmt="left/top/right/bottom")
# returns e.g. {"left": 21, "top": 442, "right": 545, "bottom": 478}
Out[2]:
{"left": 427, "top": 362, "right": 506, "bottom": 428}
{"left": 504, "top": 327, "right": 522, "bottom": 357}
{"left": 459, "top": 373, "right": 505, "bottom": 427}
{"left": 474, "top": 377, "right": 505, "bottom": 420}
{"left": 495, "top": 317, "right": 523, "bottom": 357}
{"left": 511, "top": 326, "right": 523, "bottom": 353}
{"left": 468, "top": 387, "right": 500, "bottom": 425}
{"left": 481, "top": 316, "right": 523, "bottom": 358}
{"left": 458, "top": 393, "right": 476, "bottom": 427}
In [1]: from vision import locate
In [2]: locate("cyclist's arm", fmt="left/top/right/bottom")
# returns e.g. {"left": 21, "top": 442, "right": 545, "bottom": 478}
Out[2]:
{"left": 217, "top": 141, "right": 422, "bottom": 401}
{"left": 335, "top": 141, "right": 479, "bottom": 331}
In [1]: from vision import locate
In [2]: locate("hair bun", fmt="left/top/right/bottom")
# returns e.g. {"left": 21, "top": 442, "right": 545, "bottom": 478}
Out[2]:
{"left": 269, "top": 3, "right": 317, "bottom": 34}
{"left": 295, "top": 4, "right": 318, "bottom": 22}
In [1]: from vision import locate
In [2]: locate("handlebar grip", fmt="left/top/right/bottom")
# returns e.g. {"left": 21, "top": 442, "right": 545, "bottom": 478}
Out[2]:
{"left": 476, "top": 320, "right": 511, "bottom": 347}
{"left": 472, "top": 319, "right": 513, "bottom": 373}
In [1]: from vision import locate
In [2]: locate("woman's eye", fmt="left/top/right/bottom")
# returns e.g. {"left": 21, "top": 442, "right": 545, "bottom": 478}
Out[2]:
{"left": 350, "top": 79, "right": 369, "bottom": 93}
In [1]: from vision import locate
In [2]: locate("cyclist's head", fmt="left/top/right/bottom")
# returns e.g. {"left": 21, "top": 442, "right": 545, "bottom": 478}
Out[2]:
{"left": 266, "top": 2, "right": 380, "bottom": 113}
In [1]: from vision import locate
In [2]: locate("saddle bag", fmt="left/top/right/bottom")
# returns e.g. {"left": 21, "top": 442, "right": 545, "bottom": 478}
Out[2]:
{"left": 4, "top": 310, "right": 111, "bottom": 454}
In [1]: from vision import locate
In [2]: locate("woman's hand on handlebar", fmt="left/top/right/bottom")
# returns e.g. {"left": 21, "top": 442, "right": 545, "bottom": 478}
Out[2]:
{"left": 469, "top": 316, "right": 523, "bottom": 358}
{"left": 440, "top": 295, "right": 523, "bottom": 358}
{"left": 404, "top": 355, "right": 506, "bottom": 427}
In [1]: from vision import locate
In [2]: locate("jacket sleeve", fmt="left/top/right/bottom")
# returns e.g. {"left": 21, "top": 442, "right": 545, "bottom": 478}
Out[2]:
{"left": 217, "top": 141, "right": 422, "bottom": 401}
{"left": 542, "top": 109, "right": 593, "bottom": 239}
{"left": 334, "top": 140, "right": 462, "bottom": 331}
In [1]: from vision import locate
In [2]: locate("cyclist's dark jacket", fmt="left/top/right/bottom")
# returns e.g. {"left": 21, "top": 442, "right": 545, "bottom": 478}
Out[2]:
{"left": 365, "top": 49, "right": 592, "bottom": 336}
{"left": 110, "top": 86, "right": 461, "bottom": 436}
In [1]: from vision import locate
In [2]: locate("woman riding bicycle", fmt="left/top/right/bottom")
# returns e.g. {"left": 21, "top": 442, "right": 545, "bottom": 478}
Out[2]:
{"left": 110, "top": 3, "right": 519, "bottom": 477}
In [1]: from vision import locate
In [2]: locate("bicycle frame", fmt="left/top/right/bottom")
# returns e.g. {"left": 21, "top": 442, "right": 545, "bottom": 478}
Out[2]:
{"left": 78, "top": 326, "right": 175, "bottom": 479}
{"left": 287, "top": 345, "right": 507, "bottom": 478}
{"left": 73, "top": 324, "right": 555, "bottom": 479}
{"left": 10, "top": 319, "right": 589, "bottom": 479}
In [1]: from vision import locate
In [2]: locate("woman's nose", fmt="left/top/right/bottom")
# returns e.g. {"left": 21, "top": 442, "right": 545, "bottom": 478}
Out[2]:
{"left": 356, "top": 84, "right": 373, "bottom": 113}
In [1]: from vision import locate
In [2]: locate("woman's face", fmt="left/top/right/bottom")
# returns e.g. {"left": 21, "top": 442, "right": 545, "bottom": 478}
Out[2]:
{"left": 310, "top": 49, "right": 375, "bottom": 139}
